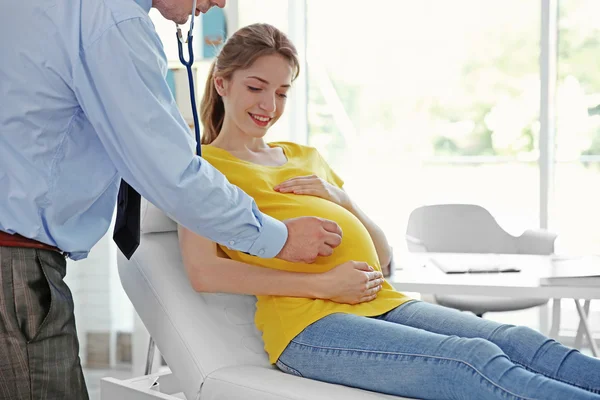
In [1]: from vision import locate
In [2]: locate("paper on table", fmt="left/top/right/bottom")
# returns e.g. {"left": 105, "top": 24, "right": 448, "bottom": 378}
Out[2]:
{"left": 540, "top": 257, "right": 600, "bottom": 286}
{"left": 428, "top": 254, "right": 521, "bottom": 274}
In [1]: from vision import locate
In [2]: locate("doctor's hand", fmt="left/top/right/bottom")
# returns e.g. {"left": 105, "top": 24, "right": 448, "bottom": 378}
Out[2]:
{"left": 316, "top": 261, "right": 384, "bottom": 304}
{"left": 274, "top": 175, "right": 350, "bottom": 208}
{"left": 276, "top": 217, "right": 342, "bottom": 263}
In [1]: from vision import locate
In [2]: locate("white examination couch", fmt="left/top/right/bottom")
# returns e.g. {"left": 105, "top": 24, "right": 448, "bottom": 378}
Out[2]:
{"left": 101, "top": 200, "right": 413, "bottom": 400}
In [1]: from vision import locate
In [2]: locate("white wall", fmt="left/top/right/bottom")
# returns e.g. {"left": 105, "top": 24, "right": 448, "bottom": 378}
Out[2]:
{"left": 65, "top": 214, "right": 134, "bottom": 367}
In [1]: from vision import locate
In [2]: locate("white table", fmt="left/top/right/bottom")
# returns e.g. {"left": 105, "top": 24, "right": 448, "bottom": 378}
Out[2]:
{"left": 389, "top": 253, "right": 600, "bottom": 356}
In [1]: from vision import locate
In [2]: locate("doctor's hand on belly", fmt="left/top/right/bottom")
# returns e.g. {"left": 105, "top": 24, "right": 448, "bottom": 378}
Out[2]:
{"left": 276, "top": 217, "right": 343, "bottom": 263}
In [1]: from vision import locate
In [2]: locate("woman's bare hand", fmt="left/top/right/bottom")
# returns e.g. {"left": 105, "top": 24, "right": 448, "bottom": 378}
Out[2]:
{"left": 274, "top": 175, "right": 350, "bottom": 208}
{"left": 315, "top": 261, "right": 384, "bottom": 304}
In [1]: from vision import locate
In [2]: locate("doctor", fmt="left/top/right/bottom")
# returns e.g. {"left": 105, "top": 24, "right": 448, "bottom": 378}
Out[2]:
{"left": 0, "top": 1, "right": 365, "bottom": 398}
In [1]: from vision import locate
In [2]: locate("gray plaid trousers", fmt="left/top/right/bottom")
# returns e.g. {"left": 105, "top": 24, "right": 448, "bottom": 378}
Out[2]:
{"left": 0, "top": 247, "right": 88, "bottom": 399}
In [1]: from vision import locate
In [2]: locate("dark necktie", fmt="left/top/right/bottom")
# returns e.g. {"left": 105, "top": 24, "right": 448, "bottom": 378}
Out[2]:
{"left": 113, "top": 180, "right": 141, "bottom": 259}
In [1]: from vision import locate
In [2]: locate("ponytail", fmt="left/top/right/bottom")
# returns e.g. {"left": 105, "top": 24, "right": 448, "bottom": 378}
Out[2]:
{"left": 200, "top": 61, "right": 225, "bottom": 145}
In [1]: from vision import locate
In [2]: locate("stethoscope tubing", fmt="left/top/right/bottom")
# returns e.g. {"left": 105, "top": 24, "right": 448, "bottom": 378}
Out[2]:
{"left": 176, "top": 0, "right": 202, "bottom": 156}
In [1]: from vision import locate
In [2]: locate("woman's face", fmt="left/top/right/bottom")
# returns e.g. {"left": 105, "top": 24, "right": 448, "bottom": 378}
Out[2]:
{"left": 215, "top": 54, "right": 293, "bottom": 139}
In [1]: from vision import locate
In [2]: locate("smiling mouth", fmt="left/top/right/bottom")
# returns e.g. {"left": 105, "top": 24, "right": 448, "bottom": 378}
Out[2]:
{"left": 249, "top": 113, "right": 273, "bottom": 126}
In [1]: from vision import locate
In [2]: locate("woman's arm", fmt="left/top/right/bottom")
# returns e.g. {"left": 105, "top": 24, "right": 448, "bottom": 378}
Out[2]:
{"left": 342, "top": 198, "right": 393, "bottom": 275}
{"left": 177, "top": 225, "right": 383, "bottom": 303}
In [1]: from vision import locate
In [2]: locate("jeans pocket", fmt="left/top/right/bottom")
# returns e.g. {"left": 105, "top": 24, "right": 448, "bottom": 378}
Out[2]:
{"left": 276, "top": 359, "right": 304, "bottom": 377}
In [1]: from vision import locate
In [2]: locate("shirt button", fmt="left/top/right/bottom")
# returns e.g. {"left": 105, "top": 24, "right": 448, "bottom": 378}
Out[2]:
{"left": 258, "top": 249, "right": 265, "bottom": 256}
{"left": 229, "top": 240, "right": 235, "bottom": 246}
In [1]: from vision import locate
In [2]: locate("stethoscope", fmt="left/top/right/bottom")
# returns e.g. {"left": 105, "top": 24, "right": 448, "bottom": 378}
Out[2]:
{"left": 176, "top": 0, "right": 202, "bottom": 156}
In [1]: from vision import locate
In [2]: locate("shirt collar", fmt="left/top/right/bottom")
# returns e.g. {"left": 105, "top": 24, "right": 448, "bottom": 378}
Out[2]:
{"left": 134, "top": 0, "right": 152, "bottom": 13}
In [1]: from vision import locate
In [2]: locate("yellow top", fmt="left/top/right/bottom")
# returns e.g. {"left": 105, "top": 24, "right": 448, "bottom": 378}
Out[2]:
{"left": 201, "top": 142, "right": 411, "bottom": 363}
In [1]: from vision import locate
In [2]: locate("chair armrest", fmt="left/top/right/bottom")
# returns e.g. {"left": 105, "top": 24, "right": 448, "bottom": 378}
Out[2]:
{"left": 517, "top": 229, "right": 558, "bottom": 255}
{"left": 405, "top": 234, "right": 428, "bottom": 253}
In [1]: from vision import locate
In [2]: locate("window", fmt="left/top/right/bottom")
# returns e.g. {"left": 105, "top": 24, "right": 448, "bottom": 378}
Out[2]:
{"left": 238, "top": 0, "right": 289, "bottom": 33}
{"left": 306, "top": 0, "right": 540, "bottom": 245}
{"left": 554, "top": 0, "right": 600, "bottom": 253}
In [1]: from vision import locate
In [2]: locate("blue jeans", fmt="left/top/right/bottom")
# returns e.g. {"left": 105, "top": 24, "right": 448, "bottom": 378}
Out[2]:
{"left": 276, "top": 300, "right": 600, "bottom": 400}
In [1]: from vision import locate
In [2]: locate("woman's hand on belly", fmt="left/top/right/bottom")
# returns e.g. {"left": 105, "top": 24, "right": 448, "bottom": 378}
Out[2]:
{"left": 274, "top": 175, "right": 350, "bottom": 208}
{"left": 313, "top": 261, "right": 384, "bottom": 305}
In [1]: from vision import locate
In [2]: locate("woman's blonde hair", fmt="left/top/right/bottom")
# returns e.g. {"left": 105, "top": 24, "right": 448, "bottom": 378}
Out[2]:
{"left": 200, "top": 23, "right": 300, "bottom": 144}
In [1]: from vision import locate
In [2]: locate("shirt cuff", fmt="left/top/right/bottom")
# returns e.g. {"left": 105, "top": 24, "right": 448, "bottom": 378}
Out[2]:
{"left": 246, "top": 214, "right": 288, "bottom": 258}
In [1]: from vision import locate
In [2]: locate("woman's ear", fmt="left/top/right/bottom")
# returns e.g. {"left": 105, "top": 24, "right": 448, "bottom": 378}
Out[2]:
{"left": 214, "top": 76, "right": 227, "bottom": 97}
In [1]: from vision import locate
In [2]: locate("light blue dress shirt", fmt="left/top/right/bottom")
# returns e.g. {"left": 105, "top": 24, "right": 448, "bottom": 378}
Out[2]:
{"left": 0, "top": 0, "right": 287, "bottom": 260}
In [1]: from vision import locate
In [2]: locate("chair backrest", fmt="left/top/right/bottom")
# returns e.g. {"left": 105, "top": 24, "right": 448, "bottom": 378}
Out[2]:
{"left": 118, "top": 200, "right": 271, "bottom": 400}
{"left": 405, "top": 204, "right": 557, "bottom": 255}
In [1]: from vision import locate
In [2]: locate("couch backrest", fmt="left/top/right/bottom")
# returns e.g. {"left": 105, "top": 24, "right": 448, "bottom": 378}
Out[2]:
{"left": 119, "top": 200, "right": 271, "bottom": 400}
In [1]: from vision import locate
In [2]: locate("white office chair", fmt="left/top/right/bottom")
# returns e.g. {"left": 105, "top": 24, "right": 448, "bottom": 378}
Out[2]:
{"left": 101, "top": 200, "right": 411, "bottom": 400}
{"left": 405, "top": 204, "right": 556, "bottom": 318}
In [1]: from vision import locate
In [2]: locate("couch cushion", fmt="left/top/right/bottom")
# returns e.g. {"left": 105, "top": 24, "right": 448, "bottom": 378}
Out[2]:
{"left": 201, "top": 365, "right": 411, "bottom": 400}
{"left": 140, "top": 199, "right": 177, "bottom": 233}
